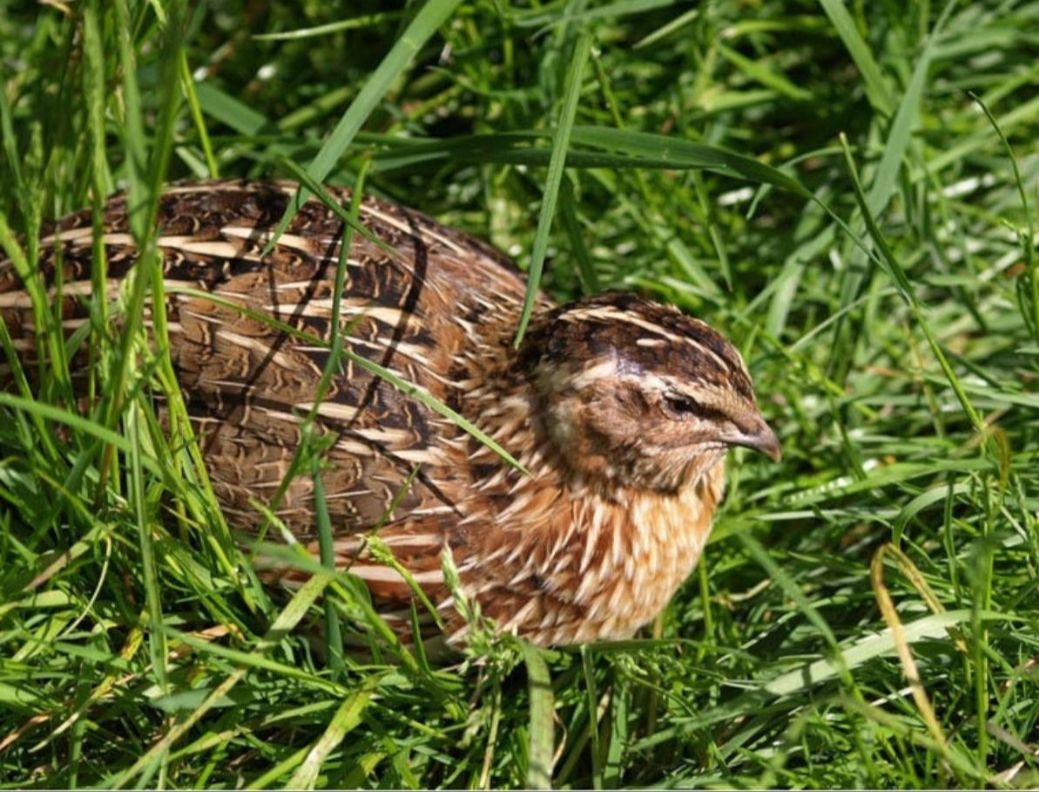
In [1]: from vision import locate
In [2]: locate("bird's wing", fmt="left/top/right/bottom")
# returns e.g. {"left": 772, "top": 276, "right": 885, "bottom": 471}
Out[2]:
{"left": 0, "top": 181, "right": 529, "bottom": 538}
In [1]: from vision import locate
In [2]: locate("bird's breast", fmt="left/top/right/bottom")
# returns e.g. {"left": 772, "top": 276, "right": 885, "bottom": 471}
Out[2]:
{"left": 564, "top": 459, "right": 726, "bottom": 641}
{"left": 450, "top": 456, "right": 727, "bottom": 645}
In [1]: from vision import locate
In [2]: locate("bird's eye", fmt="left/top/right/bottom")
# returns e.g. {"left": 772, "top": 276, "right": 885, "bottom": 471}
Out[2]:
{"left": 664, "top": 394, "right": 701, "bottom": 416}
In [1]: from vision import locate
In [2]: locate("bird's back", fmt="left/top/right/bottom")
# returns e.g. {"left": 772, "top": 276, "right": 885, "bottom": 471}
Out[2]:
{"left": 0, "top": 180, "right": 540, "bottom": 537}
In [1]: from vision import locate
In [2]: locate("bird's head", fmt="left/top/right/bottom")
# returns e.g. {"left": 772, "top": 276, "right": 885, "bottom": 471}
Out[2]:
{"left": 520, "top": 292, "right": 781, "bottom": 492}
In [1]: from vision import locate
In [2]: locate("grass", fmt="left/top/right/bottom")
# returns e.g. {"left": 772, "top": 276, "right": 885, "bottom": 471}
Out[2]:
{"left": 2, "top": 0, "right": 1039, "bottom": 787}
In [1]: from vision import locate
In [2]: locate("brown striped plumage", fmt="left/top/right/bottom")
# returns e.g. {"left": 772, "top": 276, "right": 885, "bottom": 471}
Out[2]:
{"left": 0, "top": 180, "right": 780, "bottom": 647}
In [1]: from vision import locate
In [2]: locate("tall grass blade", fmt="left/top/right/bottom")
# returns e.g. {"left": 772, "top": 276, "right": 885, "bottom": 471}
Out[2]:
{"left": 514, "top": 31, "right": 593, "bottom": 344}
{"left": 523, "top": 643, "right": 556, "bottom": 789}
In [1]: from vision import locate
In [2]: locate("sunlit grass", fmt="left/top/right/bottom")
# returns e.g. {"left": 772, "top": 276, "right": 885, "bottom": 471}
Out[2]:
{"left": 1, "top": 0, "right": 1038, "bottom": 788}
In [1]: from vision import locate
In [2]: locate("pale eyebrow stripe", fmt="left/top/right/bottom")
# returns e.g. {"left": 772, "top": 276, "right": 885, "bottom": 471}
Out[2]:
{"left": 562, "top": 304, "right": 734, "bottom": 371}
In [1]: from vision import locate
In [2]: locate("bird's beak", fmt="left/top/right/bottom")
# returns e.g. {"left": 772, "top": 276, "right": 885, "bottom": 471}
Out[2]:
{"left": 728, "top": 416, "right": 782, "bottom": 462}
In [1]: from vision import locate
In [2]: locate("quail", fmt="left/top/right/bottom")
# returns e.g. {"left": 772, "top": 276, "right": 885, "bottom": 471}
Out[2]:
{"left": 0, "top": 180, "right": 781, "bottom": 646}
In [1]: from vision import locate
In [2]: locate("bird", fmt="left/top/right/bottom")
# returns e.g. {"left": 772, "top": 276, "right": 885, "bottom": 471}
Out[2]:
{"left": 0, "top": 179, "right": 781, "bottom": 647}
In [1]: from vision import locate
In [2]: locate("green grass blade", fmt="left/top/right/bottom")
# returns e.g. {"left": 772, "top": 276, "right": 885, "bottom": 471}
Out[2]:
{"left": 514, "top": 31, "right": 593, "bottom": 345}
{"left": 839, "top": 134, "right": 985, "bottom": 434}
{"left": 0, "top": 392, "right": 130, "bottom": 453}
{"left": 179, "top": 53, "right": 220, "bottom": 178}
{"left": 717, "top": 43, "right": 813, "bottom": 102}
{"left": 559, "top": 176, "right": 600, "bottom": 293}
{"left": 128, "top": 404, "right": 168, "bottom": 701}
{"left": 523, "top": 643, "right": 556, "bottom": 789}
{"left": 863, "top": 23, "right": 935, "bottom": 219}
{"left": 285, "top": 676, "right": 382, "bottom": 789}
{"left": 194, "top": 82, "right": 269, "bottom": 136}
{"left": 569, "top": 126, "right": 813, "bottom": 197}
{"left": 764, "top": 609, "right": 1013, "bottom": 697}
{"left": 369, "top": 130, "right": 816, "bottom": 199}
{"left": 969, "top": 91, "right": 1039, "bottom": 341}
{"left": 311, "top": 449, "right": 345, "bottom": 676}
{"left": 816, "top": 0, "right": 893, "bottom": 114}
{"left": 252, "top": 12, "right": 402, "bottom": 41}
{"left": 267, "top": 0, "right": 463, "bottom": 250}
